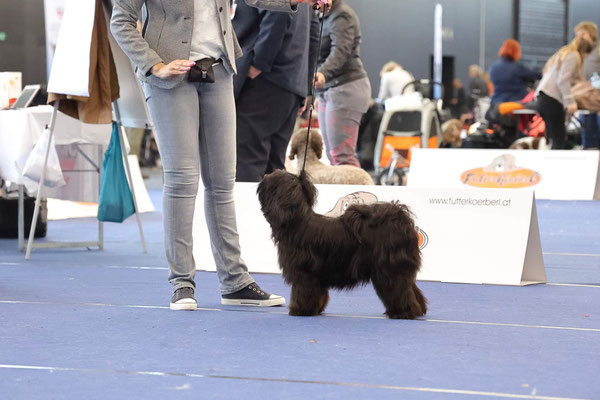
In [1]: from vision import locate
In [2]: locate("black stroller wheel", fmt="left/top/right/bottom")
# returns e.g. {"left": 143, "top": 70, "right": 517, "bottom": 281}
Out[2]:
{"left": 376, "top": 168, "right": 406, "bottom": 186}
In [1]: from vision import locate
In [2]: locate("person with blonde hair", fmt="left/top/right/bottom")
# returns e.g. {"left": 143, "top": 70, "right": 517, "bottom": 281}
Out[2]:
{"left": 377, "top": 61, "right": 414, "bottom": 100}
{"left": 574, "top": 22, "right": 598, "bottom": 68}
{"left": 536, "top": 36, "right": 594, "bottom": 149}
{"left": 439, "top": 119, "right": 463, "bottom": 148}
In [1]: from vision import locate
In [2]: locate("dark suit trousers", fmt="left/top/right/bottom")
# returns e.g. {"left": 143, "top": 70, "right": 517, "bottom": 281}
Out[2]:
{"left": 235, "top": 75, "right": 301, "bottom": 182}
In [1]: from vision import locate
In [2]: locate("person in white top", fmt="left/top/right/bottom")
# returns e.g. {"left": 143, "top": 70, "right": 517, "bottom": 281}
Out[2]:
{"left": 377, "top": 61, "right": 414, "bottom": 100}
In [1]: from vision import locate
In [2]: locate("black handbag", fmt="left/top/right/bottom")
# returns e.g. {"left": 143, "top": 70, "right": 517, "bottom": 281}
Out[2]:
{"left": 188, "top": 58, "right": 222, "bottom": 83}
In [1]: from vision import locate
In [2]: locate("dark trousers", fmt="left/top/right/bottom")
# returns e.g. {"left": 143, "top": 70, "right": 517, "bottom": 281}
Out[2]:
{"left": 235, "top": 75, "right": 301, "bottom": 182}
{"left": 581, "top": 113, "right": 600, "bottom": 149}
{"left": 538, "top": 92, "right": 567, "bottom": 149}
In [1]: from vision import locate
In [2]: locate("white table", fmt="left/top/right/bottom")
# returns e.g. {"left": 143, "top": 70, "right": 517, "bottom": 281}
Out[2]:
{"left": 0, "top": 105, "right": 111, "bottom": 184}
{"left": 0, "top": 105, "right": 112, "bottom": 253}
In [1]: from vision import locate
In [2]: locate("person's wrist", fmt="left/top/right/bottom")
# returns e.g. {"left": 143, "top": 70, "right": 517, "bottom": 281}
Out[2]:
{"left": 151, "top": 62, "right": 165, "bottom": 76}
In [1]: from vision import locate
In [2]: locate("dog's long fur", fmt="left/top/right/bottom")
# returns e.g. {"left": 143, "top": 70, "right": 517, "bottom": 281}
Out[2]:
{"left": 257, "top": 170, "right": 427, "bottom": 319}
{"left": 288, "top": 128, "right": 374, "bottom": 185}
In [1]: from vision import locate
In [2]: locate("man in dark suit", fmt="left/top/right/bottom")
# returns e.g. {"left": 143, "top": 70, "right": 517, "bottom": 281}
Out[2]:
{"left": 233, "top": 0, "right": 319, "bottom": 182}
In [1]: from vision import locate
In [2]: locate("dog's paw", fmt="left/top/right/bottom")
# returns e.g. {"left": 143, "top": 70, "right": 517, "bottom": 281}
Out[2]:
{"left": 385, "top": 309, "right": 425, "bottom": 320}
{"left": 289, "top": 308, "right": 321, "bottom": 317}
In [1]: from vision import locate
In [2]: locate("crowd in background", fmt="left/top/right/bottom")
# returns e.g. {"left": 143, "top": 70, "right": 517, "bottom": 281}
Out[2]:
{"left": 127, "top": 1, "right": 600, "bottom": 176}
{"left": 377, "top": 22, "right": 600, "bottom": 152}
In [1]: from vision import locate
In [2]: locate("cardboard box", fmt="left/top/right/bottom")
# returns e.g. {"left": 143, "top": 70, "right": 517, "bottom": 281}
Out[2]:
{"left": 0, "top": 72, "right": 23, "bottom": 109}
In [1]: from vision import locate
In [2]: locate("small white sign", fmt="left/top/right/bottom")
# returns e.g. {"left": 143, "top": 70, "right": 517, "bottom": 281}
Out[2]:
{"left": 408, "top": 148, "right": 600, "bottom": 200}
{"left": 47, "top": 0, "right": 96, "bottom": 97}
{"left": 193, "top": 183, "right": 545, "bottom": 286}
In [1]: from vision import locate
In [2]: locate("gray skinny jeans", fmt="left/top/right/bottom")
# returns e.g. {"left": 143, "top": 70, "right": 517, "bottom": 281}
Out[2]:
{"left": 317, "top": 77, "right": 371, "bottom": 166}
{"left": 142, "top": 64, "right": 254, "bottom": 294}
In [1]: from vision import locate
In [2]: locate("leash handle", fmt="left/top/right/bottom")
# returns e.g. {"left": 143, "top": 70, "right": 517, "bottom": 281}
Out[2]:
{"left": 301, "top": 9, "right": 326, "bottom": 173}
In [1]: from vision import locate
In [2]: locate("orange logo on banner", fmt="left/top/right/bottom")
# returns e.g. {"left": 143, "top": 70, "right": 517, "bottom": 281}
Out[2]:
{"left": 461, "top": 154, "right": 541, "bottom": 188}
{"left": 417, "top": 227, "right": 429, "bottom": 250}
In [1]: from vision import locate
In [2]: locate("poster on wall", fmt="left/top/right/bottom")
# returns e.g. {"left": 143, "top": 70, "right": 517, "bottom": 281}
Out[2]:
{"left": 44, "top": 0, "right": 66, "bottom": 80}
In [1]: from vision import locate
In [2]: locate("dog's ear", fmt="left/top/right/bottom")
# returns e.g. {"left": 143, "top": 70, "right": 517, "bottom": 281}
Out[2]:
{"left": 289, "top": 129, "right": 304, "bottom": 160}
{"left": 311, "top": 131, "right": 323, "bottom": 159}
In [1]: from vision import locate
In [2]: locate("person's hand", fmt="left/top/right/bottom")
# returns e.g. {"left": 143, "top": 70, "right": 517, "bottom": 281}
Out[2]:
{"left": 248, "top": 65, "right": 262, "bottom": 80}
{"left": 566, "top": 103, "right": 578, "bottom": 114}
{"left": 314, "top": 72, "right": 326, "bottom": 89}
{"left": 151, "top": 60, "right": 195, "bottom": 79}
{"left": 298, "top": 97, "right": 309, "bottom": 116}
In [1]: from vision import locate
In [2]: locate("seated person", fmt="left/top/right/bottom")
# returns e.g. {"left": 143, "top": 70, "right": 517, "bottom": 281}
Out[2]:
{"left": 489, "top": 39, "right": 541, "bottom": 104}
{"left": 439, "top": 119, "right": 463, "bottom": 148}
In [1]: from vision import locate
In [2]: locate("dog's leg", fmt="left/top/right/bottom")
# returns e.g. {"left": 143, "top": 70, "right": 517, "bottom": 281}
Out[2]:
{"left": 412, "top": 282, "right": 428, "bottom": 316}
{"left": 289, "top": 278, "right": 327, "bottom": 316}
{"left": 372, "top": 272, "right": 425, "bottom": 319}
{"left": 317, "top": 288, "right": 330, "bottom": 314}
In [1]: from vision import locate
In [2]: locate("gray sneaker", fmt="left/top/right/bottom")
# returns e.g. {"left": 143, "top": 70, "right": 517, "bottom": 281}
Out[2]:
{"left": 221, "top": 283, "right": 286, "bottom": 307}
{"left": 170, "top": 287, "right": 197, "bottom": 311}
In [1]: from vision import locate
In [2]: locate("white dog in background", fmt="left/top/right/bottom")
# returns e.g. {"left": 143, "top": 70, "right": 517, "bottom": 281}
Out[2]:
{"left": 287, "top": 128, "right": 374, "bottom": 185}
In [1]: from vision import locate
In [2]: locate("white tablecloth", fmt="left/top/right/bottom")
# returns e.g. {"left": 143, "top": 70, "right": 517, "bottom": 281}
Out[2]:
{"left": 0, "top": 105, "right": 112, "bottom": 184}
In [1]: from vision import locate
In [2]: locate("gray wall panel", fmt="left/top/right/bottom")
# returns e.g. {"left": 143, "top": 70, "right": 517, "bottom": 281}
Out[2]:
{"left": 568, "top": 0, "right": 600, "bottom": 40}
{"left": 2, "top": 0, "right": 596, "bottom": 97}
{"left": 0, "top": 0, "right": 47, "bottom": 86}
{"left": 346, "top": 0, "right": 514, "bottom": 97}
{"left": 518, "top": 0, "right": 567, "bottom": 71}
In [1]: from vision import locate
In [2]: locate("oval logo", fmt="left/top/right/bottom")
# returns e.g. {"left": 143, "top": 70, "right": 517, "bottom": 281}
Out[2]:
{"left": 461, "top": 154, "right": 541, "bottom": 188}
{"left": 417, "top": 228, "right": 428, "bottom": 250}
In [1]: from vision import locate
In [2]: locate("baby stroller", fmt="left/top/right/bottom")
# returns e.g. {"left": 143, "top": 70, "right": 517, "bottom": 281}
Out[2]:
{"left": 373, "top": 80, "right": 443, "bottom": 185}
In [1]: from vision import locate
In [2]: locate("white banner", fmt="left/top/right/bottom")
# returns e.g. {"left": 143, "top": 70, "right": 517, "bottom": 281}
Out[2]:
{"left": 44, "top": 0, "right": 66, "bottom": 81}
{"left": 408, "top": 148, "right": 600, "bottom": 200}
{"left": 47, "top": 0, "right": 96, "bottom": 97}
{"left": 193, "top": 183, "right": 546, "bottom": 286}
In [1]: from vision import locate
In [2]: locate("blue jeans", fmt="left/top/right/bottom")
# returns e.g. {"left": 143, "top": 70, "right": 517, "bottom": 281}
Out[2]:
{"left": 142, "top": 64, "right": 254, "bottom": 294}
{"left": 581, "top": 113, "right": 600, "bottom": 149}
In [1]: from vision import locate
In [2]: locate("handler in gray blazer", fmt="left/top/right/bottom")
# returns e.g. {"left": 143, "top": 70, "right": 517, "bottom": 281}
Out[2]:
{"left": 110, "top": 0, "right": 328, "bottom": 311}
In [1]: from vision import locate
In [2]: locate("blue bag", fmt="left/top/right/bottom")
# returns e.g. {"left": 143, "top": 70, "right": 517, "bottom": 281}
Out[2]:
{"left": 98, "top": 122, "right": 136, "bottom": 223}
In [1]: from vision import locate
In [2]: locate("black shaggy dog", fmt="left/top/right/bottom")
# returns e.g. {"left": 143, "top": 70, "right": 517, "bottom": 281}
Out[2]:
{"left": 257, "top": 170, "right": 427, "bottom": 319}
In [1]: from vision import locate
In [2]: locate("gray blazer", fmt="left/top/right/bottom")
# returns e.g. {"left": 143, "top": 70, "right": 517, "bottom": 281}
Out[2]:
{"left": 110, "top": 0, "right": 296, "bottom": 89}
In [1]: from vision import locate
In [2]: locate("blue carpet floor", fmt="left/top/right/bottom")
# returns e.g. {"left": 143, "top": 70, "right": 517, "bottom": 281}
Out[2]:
{"left": 0, "top": 190, "right": 598, "bottom": 399}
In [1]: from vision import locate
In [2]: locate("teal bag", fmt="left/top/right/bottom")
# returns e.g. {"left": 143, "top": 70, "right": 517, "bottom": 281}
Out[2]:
{"left": 98, "top": 122, "right": 136, "bottom": 223}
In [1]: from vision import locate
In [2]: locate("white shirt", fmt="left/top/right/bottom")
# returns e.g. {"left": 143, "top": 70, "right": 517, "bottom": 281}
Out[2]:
{"left": 189, "top": 0, "right": 228, "bottom": 61}
{"left": 378, "top": 68, "right": 415, "bottom": 100}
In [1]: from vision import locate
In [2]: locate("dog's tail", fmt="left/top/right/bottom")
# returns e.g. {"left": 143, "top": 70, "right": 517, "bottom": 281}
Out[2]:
{"left": 344, "top": 202, "right": 421, "bottom": 273}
